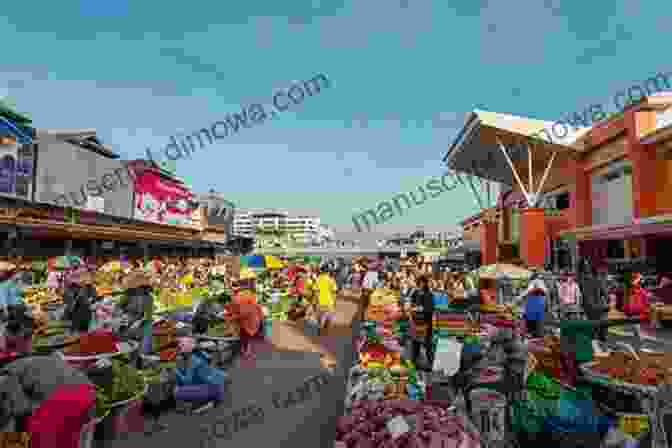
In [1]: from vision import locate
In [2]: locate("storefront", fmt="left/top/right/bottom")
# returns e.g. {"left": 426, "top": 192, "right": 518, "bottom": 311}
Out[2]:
{"left": 131, "top": 163, "right": 197, "bottom": 226}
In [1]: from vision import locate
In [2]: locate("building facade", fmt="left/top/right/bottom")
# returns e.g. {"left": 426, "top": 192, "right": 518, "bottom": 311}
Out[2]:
{"left": 232, "top": 209, "right": 327, "bottom": 245}
{"left": 449, "top": 92, "right": 672, "bottom": 271}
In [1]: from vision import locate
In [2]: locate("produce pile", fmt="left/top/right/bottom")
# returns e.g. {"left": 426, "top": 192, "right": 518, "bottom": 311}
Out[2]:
{"left": 22, "top": 286, "right": 62, "bottom": 307}
{"left": 95, "top": 360, "right": 145, "bottom": 417}
{"left": 590, "top": 351, "right": 672, "bottom": 385}
{"left": 335, "top": 400, "right": 481, "bottom": 448}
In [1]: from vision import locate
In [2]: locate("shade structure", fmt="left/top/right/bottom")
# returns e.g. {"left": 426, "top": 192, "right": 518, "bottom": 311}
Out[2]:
{"left": 472, "top": 263, "right": 532, "bottom": 280}
{"left": 444, "top": 109, "right": 587, "bottom": 188}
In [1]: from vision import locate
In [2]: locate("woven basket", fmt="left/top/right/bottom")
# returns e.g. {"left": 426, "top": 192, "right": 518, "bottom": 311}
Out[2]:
{"left": 0, "top": 432, "right": 31, "bottom": 448}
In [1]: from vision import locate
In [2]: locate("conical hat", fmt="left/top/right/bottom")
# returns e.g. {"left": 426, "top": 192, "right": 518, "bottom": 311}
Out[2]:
{"left": 123, "top": 272, "right": 152, "bottom": 289}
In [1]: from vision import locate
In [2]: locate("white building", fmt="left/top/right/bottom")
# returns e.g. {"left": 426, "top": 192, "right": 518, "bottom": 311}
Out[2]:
{"left": 232, "top": 209, "right": 327, "bottom": 245}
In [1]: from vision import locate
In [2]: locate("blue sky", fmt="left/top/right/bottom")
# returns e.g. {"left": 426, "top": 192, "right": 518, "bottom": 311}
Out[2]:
{"left": 0, "top": 0, "right": 669, "bottom": 236}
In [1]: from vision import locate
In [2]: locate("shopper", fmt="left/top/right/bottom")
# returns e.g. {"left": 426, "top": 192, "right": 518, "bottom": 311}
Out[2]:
{"left": 558, "top": 271, "right": 583, "bottom": 320}
{"left": 513, "top": 275, "right": 547, "bottom": 338}
{"left": 578, "top": 261, "right": 610, "bottom": 342}
{"left": 317, "top": 267, "right": 338, "bottom": 335}
{"left": 359, "top": 264, "right": 380, "bottom": 321}
{"left": 411, "top": 276, "right": 435, "bottom": 370}
{"left": 226, "top": 291, "right": 264, "bottom": 360}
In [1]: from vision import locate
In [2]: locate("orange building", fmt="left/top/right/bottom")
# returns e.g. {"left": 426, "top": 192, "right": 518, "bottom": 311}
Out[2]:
{"left": 446, "top": 96, "right": 672, "bottom": 272}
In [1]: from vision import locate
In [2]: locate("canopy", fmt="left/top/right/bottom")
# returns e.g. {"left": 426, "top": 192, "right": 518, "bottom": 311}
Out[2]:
{"left": 99, "top": 260, "right": 129, "bottom": 273}
{"left": 472, "top": 263, "right": 532, "bottom": 280}
{"left": 264, "top": 255, "right": 285, "bottom": 269}
{"left": 241, "top": 255, "right": 265, "bottom": 268}
{"left": 240, "top": 267, "right": 257, "bottom": 280}
{"left": 51, "top": 256, "right": 82, "bottom": 270}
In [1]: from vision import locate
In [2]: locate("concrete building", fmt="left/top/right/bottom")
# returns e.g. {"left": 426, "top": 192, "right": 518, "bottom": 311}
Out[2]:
{"left": 232, "top": 208, "right": 327, "bottom": 245}
{"left": 446, "top": 89, "right": 672, "bottom": 271}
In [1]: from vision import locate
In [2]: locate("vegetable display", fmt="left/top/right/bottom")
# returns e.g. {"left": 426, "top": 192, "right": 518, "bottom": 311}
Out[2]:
{"left": 335, "top": 400, "right": 480, "bottom": 448}
{"left": 591, "top": 351, "right": 672, "bottom": 385}
{"left": 95, "top": 360, "right": 145, "bottom": 416}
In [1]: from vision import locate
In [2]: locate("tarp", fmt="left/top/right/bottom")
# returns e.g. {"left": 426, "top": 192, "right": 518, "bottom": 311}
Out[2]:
{"left": 246, "top": 255, "right": 266, "bottom": 268}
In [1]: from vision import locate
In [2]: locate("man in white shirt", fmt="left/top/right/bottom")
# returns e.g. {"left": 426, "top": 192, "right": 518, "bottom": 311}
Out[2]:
{"left": 358, "top": 265, "right": 380, "bottom": 321}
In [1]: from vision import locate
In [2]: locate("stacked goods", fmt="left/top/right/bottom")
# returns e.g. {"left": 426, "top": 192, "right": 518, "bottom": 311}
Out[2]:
{"left": 432, "top": 312, "right": 472, "bottom": 336}
{"left": 95, "top": 360, "right": 146, "bottom": 416}
{"left": 589, "top": 351, "right": 672, "bottom": 386}
{"left": 528, "top": 336, "right": 562, "bottom": 379}
{"left": 335, "top": 400, "right": 481, "bottom": 448}
{"left": 206, "top": 320, "right": 239, "bottom": 338}
{"left": 370, "top": 288, "right": 400, "bottom": 307}
{"left": 153, "top": 320, "right": 177, "bottom": 350}
{"left": 63, "top": 331, "right": 120, "bottom": 355}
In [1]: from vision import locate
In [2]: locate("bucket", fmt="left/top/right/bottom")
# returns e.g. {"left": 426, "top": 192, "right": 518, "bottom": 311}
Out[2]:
{"left": 174, "top": 384, "right": 224, "bottom": 402}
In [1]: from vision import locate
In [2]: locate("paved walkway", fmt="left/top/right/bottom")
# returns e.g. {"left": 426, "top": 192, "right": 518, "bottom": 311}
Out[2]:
{"left": 97, "top": 291, "right": 361, "bottom": 448}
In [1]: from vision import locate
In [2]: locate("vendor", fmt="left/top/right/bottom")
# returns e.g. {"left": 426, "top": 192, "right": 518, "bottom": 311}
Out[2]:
{"left": 411, "top": 276, "right": 435, "bottom": 370}
{"left": 224, "top": 291, "right": 263, "bottom": 360}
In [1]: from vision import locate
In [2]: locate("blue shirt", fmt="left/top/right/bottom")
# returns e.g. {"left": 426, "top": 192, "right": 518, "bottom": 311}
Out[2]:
{"left": 524, "top": 294, "right": 545, "bottom": 321}
{"left": 0, "top": 280, "right": 22, "bottom": 307}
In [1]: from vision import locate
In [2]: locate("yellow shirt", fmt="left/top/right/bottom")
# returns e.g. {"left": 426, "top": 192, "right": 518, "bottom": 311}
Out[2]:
{"left": 317, "top": 274, "right": 337, "bottom": 309}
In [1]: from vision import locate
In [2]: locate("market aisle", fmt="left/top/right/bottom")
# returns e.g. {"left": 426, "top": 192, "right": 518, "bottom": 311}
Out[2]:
{"left": 269, "top": 290, "right": 360, "bottom": 373}
{"left": 95, "top": 291, "right": 360, "bottom": 448}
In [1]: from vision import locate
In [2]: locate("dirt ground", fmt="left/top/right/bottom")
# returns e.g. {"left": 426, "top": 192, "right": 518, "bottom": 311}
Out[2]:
{"left": 268, "top": 290, "right": 361, "bottom": 370}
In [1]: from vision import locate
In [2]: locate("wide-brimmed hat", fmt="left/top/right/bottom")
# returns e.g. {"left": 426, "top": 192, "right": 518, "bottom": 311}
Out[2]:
{"left": 123, "top": 272, "right": 152, "bottom": 289}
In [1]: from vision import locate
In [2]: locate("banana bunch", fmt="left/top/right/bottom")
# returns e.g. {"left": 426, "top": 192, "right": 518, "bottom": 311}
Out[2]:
{"left": 23, "top": 287, "right": 62, "bottom": 306}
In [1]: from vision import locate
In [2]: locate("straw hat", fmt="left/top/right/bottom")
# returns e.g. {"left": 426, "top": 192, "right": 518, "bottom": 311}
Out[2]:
{"left": 123, "top": 272, "right": 152, "bottom": 289}
{"left": 73, "top": 271, "right": 96, "bottom": 285}
{"left": 0, "top": 261, "right": 17, "bottom": 272}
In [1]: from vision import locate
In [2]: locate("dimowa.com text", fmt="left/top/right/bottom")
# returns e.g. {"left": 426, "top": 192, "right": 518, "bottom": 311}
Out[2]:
{"left": 145, "top": 73, "right": 330, "bottom": 164}
{"left": 352, "top": 171, "right": 458, "bottom": 232}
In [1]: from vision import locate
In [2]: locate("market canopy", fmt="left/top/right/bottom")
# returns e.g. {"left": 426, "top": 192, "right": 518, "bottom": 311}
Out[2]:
{"left": 472, "top": 263, "right": 532, "bottom": 280}
{"left": 443, "top": 110, "right": 589, "bottom": 194}
{"left": 264, "top": 255, "right": 285, "bottom": 269}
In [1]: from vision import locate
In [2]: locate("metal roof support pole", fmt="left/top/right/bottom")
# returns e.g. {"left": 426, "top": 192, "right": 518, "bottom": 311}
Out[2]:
{"left": 464, "top": 171, "right": 485, "bottom": 210}
{"left": 496, "top": 138, "right": 531, "bottom": 205}
{"left": 454, "top": 171, "right": 484, "bottom": 210}
{"left": 534, "top": 151, "right": 558, "bottom": 206}
{"left": 527, "top": 144, "right": 534, "bottom": 198}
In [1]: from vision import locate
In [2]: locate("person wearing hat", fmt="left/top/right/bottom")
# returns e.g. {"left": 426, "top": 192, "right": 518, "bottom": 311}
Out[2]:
{"left": 512, "top": 274, "right": 548, "bottom": 338}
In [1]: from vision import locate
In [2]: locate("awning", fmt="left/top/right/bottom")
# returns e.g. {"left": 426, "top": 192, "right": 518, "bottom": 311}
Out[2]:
{"left": 0, "top": 116, "right": 33, "bottom": 144}
{"left": 443, "top": 110, "right": 587, "bottom": 187}
{"left": 559, "top": 219, "right": 672, "bottom": 241}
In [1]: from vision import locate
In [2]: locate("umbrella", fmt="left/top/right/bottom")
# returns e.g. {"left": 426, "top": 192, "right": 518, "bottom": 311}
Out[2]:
{"left": 99, "top": 260, "right": 130, "bottom": 273}
{"left": 240, "top": 267, "right": 257, "bottom": 280}
{"left": 472, "top": 263, "right": 532, "bottom": 280}
{"left": 52, "top": 255, "right": 82, "bottom": 270}
{"left": 264, "top": 256, "right": 285, "bottom": 270}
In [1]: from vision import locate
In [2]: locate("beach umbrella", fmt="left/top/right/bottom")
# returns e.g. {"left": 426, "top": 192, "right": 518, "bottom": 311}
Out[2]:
{"left": 264, "top": 255, "right": 285, "bottom": 270}
{"left": 247, "top": 255, "right": 266, "bottom": 269}
{"left": 100, "top": 260, "right": 126, "bottom": 273}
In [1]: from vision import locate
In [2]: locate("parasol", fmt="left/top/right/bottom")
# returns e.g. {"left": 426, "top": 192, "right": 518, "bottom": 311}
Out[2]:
{"left": 99, "top": 261, "right": 123, "bottom": 273}
{"left": 52, "top": 255, "right": 82, "bottom": 270}
{"left": 123, "top": 272, "right": 152, "bottom": 289}
{"left": 472, "top": 263, "right": 532, "bottom": 280}
{"left": 264, "top": 255, "right": 285, "bottom": 270}
{"left": 240, "top": 267, "right": 257, "bottom": 280}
